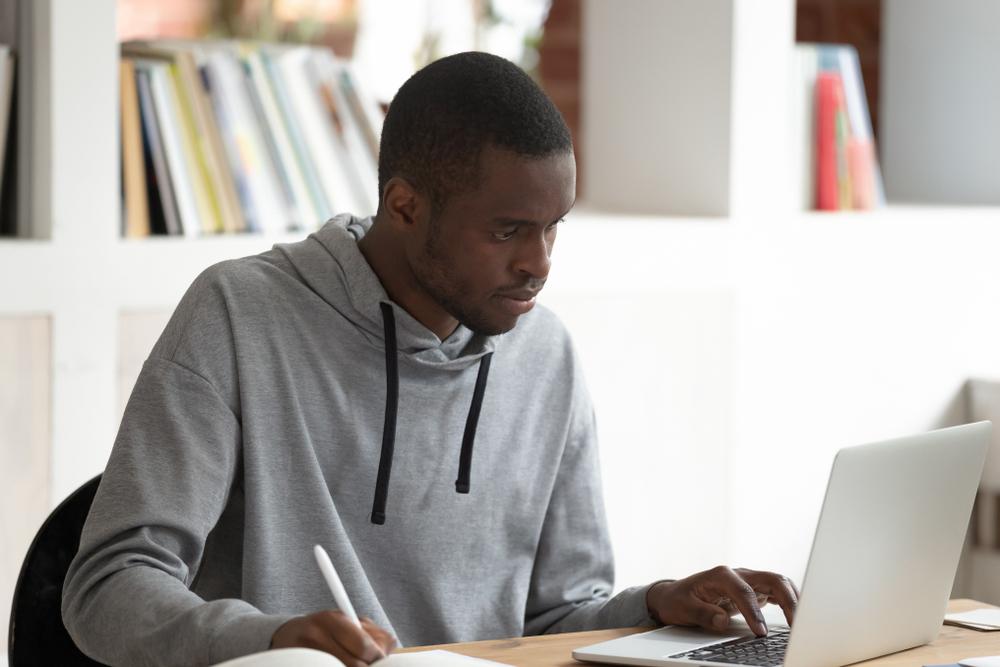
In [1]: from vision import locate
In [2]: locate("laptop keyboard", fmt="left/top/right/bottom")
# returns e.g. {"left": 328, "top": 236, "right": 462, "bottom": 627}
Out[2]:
{"left": 668, "top": 628, "right": 791, "bottom": 666}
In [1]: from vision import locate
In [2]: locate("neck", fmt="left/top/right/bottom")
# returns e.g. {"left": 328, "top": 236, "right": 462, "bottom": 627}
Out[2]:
{"left": 358, "top": 215, "right": 459, "bottom": 341}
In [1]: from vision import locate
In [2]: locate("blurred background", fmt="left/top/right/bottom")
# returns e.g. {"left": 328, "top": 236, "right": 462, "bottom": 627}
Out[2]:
{"left": 3, "top": 1, "right": 1000, "bottom": 662}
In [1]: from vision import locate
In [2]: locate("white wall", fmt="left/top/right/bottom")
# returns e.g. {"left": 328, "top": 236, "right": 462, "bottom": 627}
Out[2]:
{"left": 881, "top": 0, "right": 1000, "bottom": 205}
{"left": 545, "top": 207, "right": 1000, "bottom": 592}
{"left": 727, "top": 213, "right": 1000, "bottom": 581}
{"left": 0, "top": 317, "right": 50, "bottom": 662}
{"left": 582, "top": 0, "right": 735, "bottom": 216}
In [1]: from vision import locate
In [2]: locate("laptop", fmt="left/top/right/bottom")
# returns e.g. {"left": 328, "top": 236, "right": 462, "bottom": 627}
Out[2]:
{"left": 573, "top": 421, "right": 992, "bottom": 667}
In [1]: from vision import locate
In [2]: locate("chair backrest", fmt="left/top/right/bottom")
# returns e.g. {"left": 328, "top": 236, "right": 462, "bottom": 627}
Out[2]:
{"left": 8, "top": 474, "right": 106, "bottom": 666}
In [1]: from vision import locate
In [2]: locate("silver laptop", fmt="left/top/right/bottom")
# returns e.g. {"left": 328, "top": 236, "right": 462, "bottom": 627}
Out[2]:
{"left": 573, "top": 421, "right": 991, "bottom": 667}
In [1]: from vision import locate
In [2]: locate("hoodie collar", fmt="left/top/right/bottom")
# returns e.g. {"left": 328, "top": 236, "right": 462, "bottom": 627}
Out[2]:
{"left": 276, "top": 214, "right": 498, "bottom": 371}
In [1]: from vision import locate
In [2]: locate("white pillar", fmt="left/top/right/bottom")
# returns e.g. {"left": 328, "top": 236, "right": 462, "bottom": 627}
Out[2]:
{"left": 582, "top": 0, "right": 794, "bottom": 218}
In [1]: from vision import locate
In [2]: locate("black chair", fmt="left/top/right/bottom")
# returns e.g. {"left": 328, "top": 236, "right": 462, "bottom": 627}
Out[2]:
{"left": 8, "top": 474, "right": 107, "bottom": 666}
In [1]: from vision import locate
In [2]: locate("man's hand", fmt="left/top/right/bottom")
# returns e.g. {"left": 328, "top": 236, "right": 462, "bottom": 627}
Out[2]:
{"left": 645, "top": 566, "right": 800, "bottom": 637}
{"left": 271, "top": 611, "right": 397, "bottom": 666}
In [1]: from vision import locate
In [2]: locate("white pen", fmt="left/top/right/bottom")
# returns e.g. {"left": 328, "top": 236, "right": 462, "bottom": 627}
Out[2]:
{"left": 313, "top": 544, "right": 361, "bottom": 627}
{"left": 313, "top": 544, "right": 387, "bottom": 660}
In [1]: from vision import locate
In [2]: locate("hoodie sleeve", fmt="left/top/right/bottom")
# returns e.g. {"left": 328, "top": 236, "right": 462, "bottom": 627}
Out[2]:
{"left": 523, "top": 365, "right": 660, "bottom": 636}
{"left": 61, "top": 269, "right": 294, "bottom": 667}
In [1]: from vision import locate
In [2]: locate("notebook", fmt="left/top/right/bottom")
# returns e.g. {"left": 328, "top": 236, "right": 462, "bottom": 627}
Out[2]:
{"left": 212, "top": 648, "right": 512, "bottom": 666}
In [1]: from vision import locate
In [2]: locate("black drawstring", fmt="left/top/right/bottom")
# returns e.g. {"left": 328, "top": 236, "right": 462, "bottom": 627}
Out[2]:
{"left": 370, "top": 303, "right": 494, "bottom": 525}
{"left": 456, "top": 353, "right": 492, "bottom": 493}
{"left": 371, "top": 303, "right": 399, "bottom": 525}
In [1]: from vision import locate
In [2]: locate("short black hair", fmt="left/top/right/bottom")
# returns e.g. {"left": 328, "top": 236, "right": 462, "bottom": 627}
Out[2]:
{"left": 377, "top": 51, "right": 573, "bottom": 212}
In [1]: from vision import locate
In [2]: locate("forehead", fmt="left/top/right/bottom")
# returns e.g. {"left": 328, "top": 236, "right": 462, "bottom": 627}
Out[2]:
{"left": 447, "top": 146, "right": 577, "bottom": 221}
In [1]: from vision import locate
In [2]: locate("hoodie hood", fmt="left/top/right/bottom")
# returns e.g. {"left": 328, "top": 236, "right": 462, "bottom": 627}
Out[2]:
{"left": 275, "top": 213, "right": 498, "bottom": 371}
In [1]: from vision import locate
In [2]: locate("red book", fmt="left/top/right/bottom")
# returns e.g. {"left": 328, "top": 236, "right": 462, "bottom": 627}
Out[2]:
{"left": 815, "top": 71, "right": 841, "bottom": 210}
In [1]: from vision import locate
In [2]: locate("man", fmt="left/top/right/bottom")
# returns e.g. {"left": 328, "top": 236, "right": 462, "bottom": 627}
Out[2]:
{"left": 63, "top": 52, "right": 797, "bottom": 667}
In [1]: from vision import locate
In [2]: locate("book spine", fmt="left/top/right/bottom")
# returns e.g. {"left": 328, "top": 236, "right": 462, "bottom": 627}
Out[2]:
{"left": 135, "top": 66, "right": 182, "bottom": 234}
{"left": 167, "top": 63, "right": 219, "bottom": 235}
{"left": 304, "top": 50, "right": 368, "bottom": 216}
{"left": 847, "top": 138, "right": 875, "bottom": 210}
{"left": 833, "top": 75, "right": 852, "bottom": 210}
{"left": 120, "top": 59, "right": 150, "bottom": 237}
{"left": 262, "top": 48, "right": 333, "bottom": 224}
{"left": 314, "top": 51, "right": 379, "bottom": 215}
{"left": 206, "top": 49, "right": 289, "bottom": 234}
{"left": 146, "top": 62, "right": 202, "bottom": 237}
{"left": 278, "top": 47, "right": 361, "bottom": 216}
{"left": 0, "top": 45, "right": 15, "bottom": 220}
{"left": 815, "top": 71, "right": 840, "bottom": 211}
{"left": 179, "top": 51, "right": 247, "bottom": 233}
{"left": 169, "top": 62, "right": 223, "bottom": 234}
{"left": 835, "top": 46, "right": 881, "bottom": 209}
{"left": 201, "top": 57, "right": 261, "bottom": 232}
{"left": 242, "top": 51, "right": 309, "bottom": 230}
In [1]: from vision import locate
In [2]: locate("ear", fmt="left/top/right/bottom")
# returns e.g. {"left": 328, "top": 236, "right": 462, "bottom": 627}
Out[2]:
{"left": 381, "top": 176, "right": 431, "bottom": 231}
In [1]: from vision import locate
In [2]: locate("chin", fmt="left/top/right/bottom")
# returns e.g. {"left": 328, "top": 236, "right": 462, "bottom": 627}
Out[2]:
{"left": 465, "top": 321, "right": 516, "bottom": 337}
{"left": 460, "top": 311, "right": 519, "bottom": 337}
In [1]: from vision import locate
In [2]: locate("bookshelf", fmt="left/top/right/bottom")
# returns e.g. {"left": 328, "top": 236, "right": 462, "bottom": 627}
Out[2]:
{"left": 4, "top": 2, "right": 1000, "bottom": 661}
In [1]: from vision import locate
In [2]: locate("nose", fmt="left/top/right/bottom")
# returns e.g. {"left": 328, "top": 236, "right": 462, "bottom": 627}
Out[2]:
{"left": 512, "top": 230, "right": 552, "bottom": 280}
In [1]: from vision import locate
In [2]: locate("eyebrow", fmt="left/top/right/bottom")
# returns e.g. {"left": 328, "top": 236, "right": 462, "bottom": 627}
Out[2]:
{"left": 491, "top": 215, "right": 567, "bottom": 227}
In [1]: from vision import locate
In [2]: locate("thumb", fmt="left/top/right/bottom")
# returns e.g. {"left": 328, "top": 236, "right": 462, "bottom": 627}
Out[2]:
{"left": 687, "top": 599, "right": 731, "bottom": 631}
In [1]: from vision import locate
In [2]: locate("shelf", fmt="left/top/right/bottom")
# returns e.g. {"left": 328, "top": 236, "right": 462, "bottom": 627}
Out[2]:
{"left": 3, "top": 204, "right": 998, "bottom": 315}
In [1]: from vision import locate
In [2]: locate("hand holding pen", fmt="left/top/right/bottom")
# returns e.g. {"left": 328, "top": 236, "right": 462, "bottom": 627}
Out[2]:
{"left": 270, "top": 545, "right": 396, "bottom": 665}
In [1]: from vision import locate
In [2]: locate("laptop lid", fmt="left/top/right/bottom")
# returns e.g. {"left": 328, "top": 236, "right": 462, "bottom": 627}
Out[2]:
{"left": 784, "top": 420, "right": 990, "bottom": 667}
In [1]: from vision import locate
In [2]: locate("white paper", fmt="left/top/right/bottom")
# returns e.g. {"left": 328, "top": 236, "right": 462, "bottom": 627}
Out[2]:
{"left": 959, "top": 657, "right": 1000, "bottom": 667}
{"left": 213, "top": 648, "right": 512, "bottom": 667}
{"left": 380, "top": 650, "right": 511, "bottom": 666}
{"left": 947, "top": 609, "right": 1000, "bottom": 628}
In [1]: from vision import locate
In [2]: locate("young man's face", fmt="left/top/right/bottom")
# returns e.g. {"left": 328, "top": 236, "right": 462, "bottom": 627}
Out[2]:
{"left": 410, "top": 146, "right": 576, "bottom": 336}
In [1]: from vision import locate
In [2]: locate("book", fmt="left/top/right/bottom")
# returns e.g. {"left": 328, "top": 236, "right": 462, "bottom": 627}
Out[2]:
{"left": 165, "top": 44, "right": 247, "bottom": 233}
{"left": 830, "top": 45, "right": 885, "bottom": 208}
{"left": 135, "top": 65, "right": 182, "bottom": 235}
{"left": 142, "top": 59, "right": 203, "bottom": 237}
{"left": 198, "top": 53, "right": 258, "bottom": 232}
{"left": 119, "top": 59, "right": 150, "bottom": 238}
{"left": 211, "top": 648, "right": 511, "bottom": 667}
{"left": 0, "top": 44, "right": 16, "bottom": 231}
{"left": 793, "top": 43, "right": 885, "bottom": 211}
{"left": 276, "top": 46, "right": 367, "bottom": 217}
{"left": 336, "top": 64, "right": 382, "bottom": 166}
{"left": 116, "top": 39, "right": 384, "bottom": 237}
{"left": 313, "top": 50, "right": 379, "bottom": 215}
{"left": 815, "top": 70, "right": 840, "bottom": 211}
{"left": 167, "top": 62, "right": 223, "bottom": 234}
{"left": 260, "top": 46, "right": 333, "bottom": 223}
{"left": 945, "top": 609, "right": 1000, "bottom": 631}
{"left": 202, "top": 47, "right": 290, "bottom": 234}
{"left": 243, "top": 47, "right": 314, "bottom": 230}
{"left": 832, "top": 72, "right": 852, "bottom": 210}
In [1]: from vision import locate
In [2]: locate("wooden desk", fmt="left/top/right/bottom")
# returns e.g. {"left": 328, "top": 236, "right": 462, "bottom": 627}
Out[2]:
{"left": 401, "top": 599, "right": 999, "bottom": 666}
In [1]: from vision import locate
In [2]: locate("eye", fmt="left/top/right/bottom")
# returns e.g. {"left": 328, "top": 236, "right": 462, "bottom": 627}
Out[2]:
{"left": 492, "top": 229, "right": 517, "bottom": 241}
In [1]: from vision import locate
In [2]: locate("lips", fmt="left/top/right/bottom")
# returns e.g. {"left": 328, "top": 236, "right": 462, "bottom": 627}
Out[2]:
{"left": 495, "top": 291, "right": 538, "bottom": 316}
{"left": 496, "top": 290, "right": 539, "bottom": 301}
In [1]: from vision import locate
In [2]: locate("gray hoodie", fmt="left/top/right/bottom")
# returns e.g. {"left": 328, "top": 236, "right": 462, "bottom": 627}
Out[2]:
{"left": 62, "top": 215, "right": 654, "bottom": 667}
